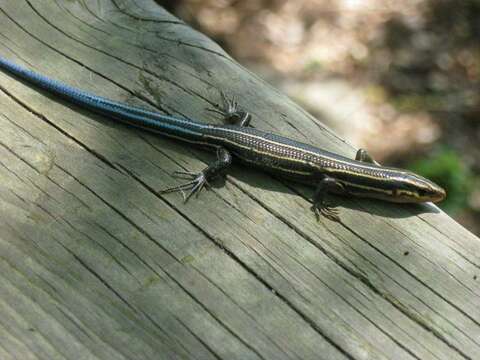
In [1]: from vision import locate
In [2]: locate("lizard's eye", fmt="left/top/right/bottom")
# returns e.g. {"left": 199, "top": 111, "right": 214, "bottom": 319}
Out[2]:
{"left": 417, "top": 188, "right": 429, "bottom": 197}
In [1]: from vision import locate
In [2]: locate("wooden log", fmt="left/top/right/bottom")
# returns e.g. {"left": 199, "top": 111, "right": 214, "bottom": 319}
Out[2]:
{"left": 0, "top": 1, "right": 479, "bottom": 359}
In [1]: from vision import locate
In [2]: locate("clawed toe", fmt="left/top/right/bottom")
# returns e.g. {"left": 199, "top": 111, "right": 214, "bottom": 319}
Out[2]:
{"left": 311, "top": 202, "right": 340, "bottom": 222}
{"left": 207, "top": 92, "right": 241, "bottom": 119}
{"left": 172, "top": 170, "right": 198, "bottom": 179}
{"left": 224, "top": 94, "right": 238, "bottom": 114}
{"left": 221, "top": 92, "right": 238, "bottom": 112}
{"left": 206, "top": 107, "right": 226, "bottom": 116}
{"left": 161, "top": 148, "right": 231, "bottom": 204}
{"left": 159, "top": 171, "right": 210, "bottom": 203}
{"left": 321, "top": 206, "right": 340, "bottom": 222}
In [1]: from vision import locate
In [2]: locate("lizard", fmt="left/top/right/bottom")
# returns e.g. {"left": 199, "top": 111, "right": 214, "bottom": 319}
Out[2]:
{"left": 0, "top": 57, "right": 446, "bottom": 221}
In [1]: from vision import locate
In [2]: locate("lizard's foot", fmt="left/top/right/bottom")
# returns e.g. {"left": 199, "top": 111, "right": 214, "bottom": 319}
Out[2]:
{"left": 207, "top": 92, "right": 251, "bottom": 126}
{"left": 311, "top": 176, "right": 343, "bottom": 222}
{"left": 160, "top": 147, "right": 232, "bottom": 203}
{"left": 159, "top": 170, "right": 211, "bottom": 203}
{"left": 206, "top": 92, "right": 239, "bottom": 117}
{"left": 311, "top": 200, "right": 340, "bottom": 222}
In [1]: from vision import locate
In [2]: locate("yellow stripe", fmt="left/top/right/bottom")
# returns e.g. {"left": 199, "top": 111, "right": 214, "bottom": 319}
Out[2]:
{"left": 155, "top": 125, "right": 411, "bottom": 189}
{"left": 238, "top": 156, "right": 313, "bottom": 175}
{"left": 210, "top": 127, "right": 381, "bottom": 169}
{"left": 338, "top": 179, "right": 394, "bottom": 195}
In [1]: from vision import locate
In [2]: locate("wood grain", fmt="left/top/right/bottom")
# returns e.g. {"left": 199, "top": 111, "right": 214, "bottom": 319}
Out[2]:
{"left": 0, "top": 1, "right": 479, "bottom": 359}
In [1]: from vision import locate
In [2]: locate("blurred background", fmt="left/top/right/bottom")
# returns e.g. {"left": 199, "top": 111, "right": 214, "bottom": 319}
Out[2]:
{"left": 159, "top": 0, "right": 480, "bottom": 235}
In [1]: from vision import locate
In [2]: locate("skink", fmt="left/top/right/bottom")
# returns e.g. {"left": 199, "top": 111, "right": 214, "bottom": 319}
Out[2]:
{"left": 0, "top": 57, "right": 446, "bottom": 220}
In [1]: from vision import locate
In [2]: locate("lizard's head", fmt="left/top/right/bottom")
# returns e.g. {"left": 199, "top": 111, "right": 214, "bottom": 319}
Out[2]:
{"left": 388, "top": 171, "right": 446, "bottom": 203}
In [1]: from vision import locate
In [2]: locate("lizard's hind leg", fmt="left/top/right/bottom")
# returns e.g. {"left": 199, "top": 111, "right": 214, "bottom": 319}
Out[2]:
{"left": 159, "top": 147, "right": 232, "bottom": 203}
{"left": 207, "top": 92, "right": 251, "bottom": 127}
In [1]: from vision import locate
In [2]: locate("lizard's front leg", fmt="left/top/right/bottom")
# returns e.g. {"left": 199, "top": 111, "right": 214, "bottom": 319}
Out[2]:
{"left": 355, "top": 148, "right": 380, "bottom": 165}
{"left": 311, "top": 176, "right": 345, "bottom": 222}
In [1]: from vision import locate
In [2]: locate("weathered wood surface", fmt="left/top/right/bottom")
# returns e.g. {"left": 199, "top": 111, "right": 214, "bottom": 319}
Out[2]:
{"left": 0, "top": 1, "right": 479, "bottom": 359}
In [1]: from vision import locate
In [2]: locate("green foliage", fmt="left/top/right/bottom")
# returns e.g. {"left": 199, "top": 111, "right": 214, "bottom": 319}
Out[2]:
{"left": 408, "top": 148, "right": 473, "bottom": 213}
{"left": 391, "top": 94, "right": 445, "bottom": 112}
{"left": 303, "top": 59, "right": 324, "bottom": 73}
